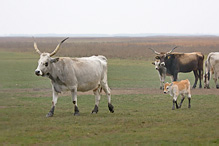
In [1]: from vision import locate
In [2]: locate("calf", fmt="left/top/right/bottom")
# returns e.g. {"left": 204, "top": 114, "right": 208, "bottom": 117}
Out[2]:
{"left": 163, "top": 79, "right": 191, "bottom": 110}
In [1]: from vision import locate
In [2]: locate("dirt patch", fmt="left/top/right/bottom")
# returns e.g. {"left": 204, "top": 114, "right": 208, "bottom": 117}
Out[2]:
{"left": 0, "top": 88, "right": 218, "bottom": 96}
{"left": 111, "top": 88, "right": 219, "bottom": 95}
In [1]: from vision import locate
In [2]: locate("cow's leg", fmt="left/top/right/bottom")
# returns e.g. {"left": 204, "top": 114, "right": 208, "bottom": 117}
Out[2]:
{"left": 101, "top": 80, "right": 114, "bottom": 113}
{"left": 172, "top": 95, "right": 178, "bottom": 110}
{"left": 92, "top": 87, "right": 101, "bottom": 114}
{"left": 170, "top": 76, "right": 174, "bottom": 82}
{"left": 160, "top": 75, "right": 165, "bottom": 90}
{"left": 214, "top": 73, "right": 219, "bottom": 89}
{"left": 178, "top": 94, "right": 185, "bottom": 108}
{"left": 71, "top": 89, "right": 79, "bottom": 116}
{"left": 198, "top": 69, "right": 202, "bottom": 88}
{"left": 159, "top": 74, "right": 163, "bottom": 90}
{"left": 46, "top": 87, "right": 58, "bottom": 117}
{"left": 206, "top": 72, "right": 211, "bottom": 89}
{"left": 188, "top": 97, "right": 191, "bottom": 108}
{"left": 192, "top": 70, "right": 198, "bottom": 88}
{"left": 173, "top": 72, "right": 178, "bottom": 81}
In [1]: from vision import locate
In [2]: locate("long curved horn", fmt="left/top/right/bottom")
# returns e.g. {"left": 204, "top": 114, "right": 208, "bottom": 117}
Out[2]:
{"left": 167, "top": 46, "right": 178, "bottom": 54}
{"left": 50, "top": 37, "right": 69, "bottom": 57}
{"left": 148, "top": 48, "right": 160, "bottom": 55}
{"left": 33, "top": 37, "right": 42, "bottom": 55}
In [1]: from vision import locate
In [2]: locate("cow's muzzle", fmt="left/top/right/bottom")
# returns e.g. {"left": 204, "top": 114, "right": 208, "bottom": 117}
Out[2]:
{"left": 163, "top": 91, "right": 167, "bottom": 94}
{"left": 35, "top": 70, "right": 43, "bottom": 76}
{"left": 35, "top": 70, "right": 40, "bottom": 76}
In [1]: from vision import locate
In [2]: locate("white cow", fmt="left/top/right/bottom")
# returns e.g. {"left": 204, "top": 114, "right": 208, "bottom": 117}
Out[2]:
{"left": 34, "top": 38, "right": 114, "bottom": 117}
{"left": 204, "top": 52, "right": 219, "bottom": 89}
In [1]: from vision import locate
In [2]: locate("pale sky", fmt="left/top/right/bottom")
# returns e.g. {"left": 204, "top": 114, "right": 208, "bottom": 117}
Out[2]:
{"left": 1, "top": 0, "right": 219, "bottom": 36}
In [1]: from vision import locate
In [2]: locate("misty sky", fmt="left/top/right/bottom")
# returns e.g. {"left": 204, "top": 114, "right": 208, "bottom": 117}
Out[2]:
{"left": 1, "top": 0, "right": 219, "bottom": 35}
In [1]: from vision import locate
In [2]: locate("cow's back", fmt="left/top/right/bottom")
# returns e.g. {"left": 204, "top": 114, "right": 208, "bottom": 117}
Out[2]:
{"left": 172, "top": 79, "right": 190, "bottom": 91}
{"left": 72, "top": 56, "right": 108, "bottom": 91}
{"left": 175, "top": 52, "right": 203, "bottom": 72}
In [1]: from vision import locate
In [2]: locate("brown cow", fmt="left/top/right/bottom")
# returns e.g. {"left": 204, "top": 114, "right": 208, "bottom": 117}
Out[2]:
{"left": 149, "top": 47, "right": 204, "bottom": 88}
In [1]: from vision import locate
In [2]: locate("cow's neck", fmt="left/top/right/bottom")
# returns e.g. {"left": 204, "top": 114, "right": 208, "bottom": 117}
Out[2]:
{"left": 46, "top": 63, "right": 58, "bottom": 82}
{"left": 158, "top": 66, "right": 166, "bottom": 74}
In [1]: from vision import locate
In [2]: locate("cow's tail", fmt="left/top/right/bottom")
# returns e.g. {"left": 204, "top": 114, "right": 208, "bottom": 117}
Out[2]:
{"left": 206, "top": 53, "right": 213, "bottom": 81}
{"left": 197, "top": 52, "right": 204, "bottom": 80}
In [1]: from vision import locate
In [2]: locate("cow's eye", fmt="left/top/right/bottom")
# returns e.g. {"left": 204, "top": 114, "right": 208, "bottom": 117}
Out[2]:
{"left": 45, "top": 62, "right": 48, "bottom": 67}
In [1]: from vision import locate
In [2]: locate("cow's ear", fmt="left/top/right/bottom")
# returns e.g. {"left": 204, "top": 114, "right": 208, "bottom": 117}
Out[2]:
{"left": 50, "top": 58, "right": 59, "bottom": 63}
{"left": 152, "top": 62, "right": 155, "bottom": 65}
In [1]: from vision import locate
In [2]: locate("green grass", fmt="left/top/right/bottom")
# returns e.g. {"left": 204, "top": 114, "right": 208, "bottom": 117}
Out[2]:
{"left": 0, "top": 92, "right": 218, "bottom": 145}
{"left": 0, "top": 51, "right": 218, "bottom": 145}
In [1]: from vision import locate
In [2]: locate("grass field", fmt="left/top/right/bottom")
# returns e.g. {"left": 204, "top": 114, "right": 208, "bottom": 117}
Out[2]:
{"left": 0, "top": 37, "right": 218, "bottom": 145}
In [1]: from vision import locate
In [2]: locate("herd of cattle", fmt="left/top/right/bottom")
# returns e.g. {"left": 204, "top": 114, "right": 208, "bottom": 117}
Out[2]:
{"left": 150, "top": 47, "right": 219, "bottom": 110}
{"left": 33, "top": 38, "right": 219, "bottom": 117}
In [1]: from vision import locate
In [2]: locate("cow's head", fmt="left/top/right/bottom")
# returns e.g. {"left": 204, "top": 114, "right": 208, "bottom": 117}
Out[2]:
{"left": 152, "top": 57, "right": 161, "bottom": 70}
{"left": 163, "top": 82, "right": 172, "bottom": 94}
{"left": 149, "top": 46, "right": 178, "bottom": 67}
{"left": 34, "top": 37, "right": 69, "bottom": 76}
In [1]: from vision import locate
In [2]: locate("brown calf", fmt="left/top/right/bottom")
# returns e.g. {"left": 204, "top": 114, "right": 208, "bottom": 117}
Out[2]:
{"left": 164, "top": 79, "right": 191, "bottom": 110}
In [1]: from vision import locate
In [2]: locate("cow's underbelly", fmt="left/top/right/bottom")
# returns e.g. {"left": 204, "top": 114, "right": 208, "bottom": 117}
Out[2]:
{"left": 77, "top": 82, "right": 99, "bottom": 92}
{"left": 53, "top": 82, "right": 99, "bottom": 93}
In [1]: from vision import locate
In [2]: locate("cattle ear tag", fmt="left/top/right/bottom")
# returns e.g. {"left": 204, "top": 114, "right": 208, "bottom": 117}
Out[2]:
{"left": 168, "top": 56, "right": 170, "bottom": 59}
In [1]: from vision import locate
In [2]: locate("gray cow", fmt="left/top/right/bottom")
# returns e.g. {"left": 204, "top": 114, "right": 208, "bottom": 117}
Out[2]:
{"left": 152, "top": 57, "right": 174, "bottom": 89}
{"left": 34, "top": 38, "right": 114, "bottom": 117}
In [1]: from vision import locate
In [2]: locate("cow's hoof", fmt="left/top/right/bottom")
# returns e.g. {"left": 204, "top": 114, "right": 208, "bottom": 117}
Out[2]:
{"left": 188, "top": 105, "right": 191, "bottom": 108}
{"left": 92, "top": 105, "right": 98, "bottom": 114}
{"left": 74, "top": 112, "right": 80, "bottom": 116}
{"left": 172, "top": 107, "right": 175, "bottom": 110}
{"left": 46, "top": 112, "right": 53, "bottom": 117}
{"left": 108, "top": 103, "right": 114, "bottom": 113}
{"left": 216, "top": 85, "right": 219, "bottom": 89}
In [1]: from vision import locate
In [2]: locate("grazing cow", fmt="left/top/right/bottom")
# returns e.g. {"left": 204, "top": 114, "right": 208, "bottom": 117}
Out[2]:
{"left": 152, "top": 58, "right": 173, "bottom": 89}
{"left": 34, "top": 38, "right": 114, "bottom": 117}
{"left": 204, "top": 52, "right": 219, "bottom": 89}
{"left": 149, "top": 47, "right": 204, "bottom": 88}
{"left": 163, "top": 79, "right": 191, "bottom": 110}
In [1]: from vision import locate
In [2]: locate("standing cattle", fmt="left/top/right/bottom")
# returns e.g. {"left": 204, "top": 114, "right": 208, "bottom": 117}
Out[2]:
{"left": 163, "top": 79, "right": 191, "bottom": 110}
{"left": 149, "top": 47, "right": 204, "bottom": 88}
{"left": 204, "top": 52, "right": 219, "bottom": 89}
{"left": 34, "top": 38, "right": 114, "bottom": 117}
{"left": 152, "top": 58, "right": 173, "bottom": 89}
